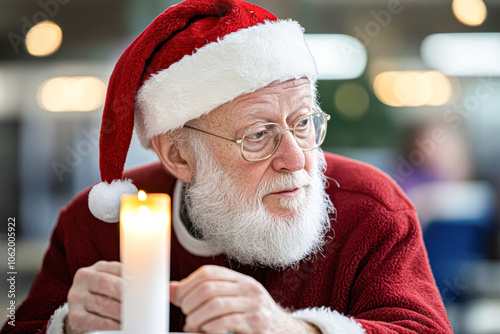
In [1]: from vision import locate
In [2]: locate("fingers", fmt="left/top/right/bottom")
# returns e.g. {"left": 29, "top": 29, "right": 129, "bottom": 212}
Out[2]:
{"left": 68, "top": 282, "right": 121, "bottom": 321}
{"left": 84, "top": 293, "right": 121, "bottom": 322}
{"left": 175, "top": 265, "right": 281, "bottom": 333}
{"left": 185, "top": 296, "right": 254, "bottom": 332}
{"left": 174, "top": 265, "right": 251, "bottom": 305}
{"left": 170, "top": 281, "right": 180, "bottom": 305}
{"left": 67, "top": 309, "right": 120, "bottom": 334}
{"left": 194, "top": 313, "right": 252, "bottom": 334}
{"left": 93, "top": 260, "right": 122, "bottom": 277}
{"left": 186, "top": 308, "right": 268, "bottom": 334}
{"left": 67, "top": 261, "right": 124, "bottom": 334}
{"left": 86, "top": 270, "right": 122, "bottom": 302}
{"left": 72, "top": 261, "right": 123, "bottom": 302}
{"left": 180, "top": 280, "right": 243, "bottom": 314}
{"left": 194, "top": 312, "right": 320, "bottom": 334}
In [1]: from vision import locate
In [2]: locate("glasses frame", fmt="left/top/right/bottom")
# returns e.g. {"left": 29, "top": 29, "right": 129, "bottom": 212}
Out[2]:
{"left": 184, "top": 111, "right": 331, "bottom": 162}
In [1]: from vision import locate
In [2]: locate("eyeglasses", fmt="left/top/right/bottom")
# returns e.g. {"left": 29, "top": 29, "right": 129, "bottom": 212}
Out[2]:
{"left": 184, "top": 111, "right": 330, "bottom": 161}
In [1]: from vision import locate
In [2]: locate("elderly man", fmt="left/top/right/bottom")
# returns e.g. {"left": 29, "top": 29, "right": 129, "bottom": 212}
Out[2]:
{"left": 1, "top": 0, "right": 452, "bottom": 333}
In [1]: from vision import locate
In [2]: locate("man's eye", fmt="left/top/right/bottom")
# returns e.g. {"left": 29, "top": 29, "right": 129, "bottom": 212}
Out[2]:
{"left": 296, "top": 117, "right": 309, "bottom": 128}
{"left": 248, "top": 130, "right": 266, "bottom": 140}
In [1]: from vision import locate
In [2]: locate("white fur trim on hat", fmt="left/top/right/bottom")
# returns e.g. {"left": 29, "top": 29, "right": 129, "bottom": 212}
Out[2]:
{"left": 135, "top": 19, "right": 317, "bottom": 149}
{"left": 88, "top": 179, "right": 138, "bottom": 223}
{"left": 292, "top": 307, "right": 366, "bottom": 334}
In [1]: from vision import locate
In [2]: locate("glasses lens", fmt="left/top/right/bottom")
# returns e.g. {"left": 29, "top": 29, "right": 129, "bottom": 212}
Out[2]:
{"left": 295, "top": 112, "right": 327, "bottom": 150}
{"left": 242, "top": 123, "right": 281, "bottom": 161}
{"left": 240, "top": 113, "right": 328, "bottom": 161}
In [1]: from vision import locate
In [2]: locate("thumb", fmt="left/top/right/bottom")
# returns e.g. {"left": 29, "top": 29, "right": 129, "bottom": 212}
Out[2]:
{"left": 169, "top": 281, "right": 180, "bottom": 306}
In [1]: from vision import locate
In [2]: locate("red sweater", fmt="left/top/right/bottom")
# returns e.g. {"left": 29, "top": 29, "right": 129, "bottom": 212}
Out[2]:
{"left": 1, "top": 152, "right": 452, "bottom": 333}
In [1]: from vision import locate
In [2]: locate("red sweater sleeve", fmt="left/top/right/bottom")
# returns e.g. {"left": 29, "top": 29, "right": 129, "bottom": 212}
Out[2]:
{"left": 344, "top": 204, "right": 452, "bottom": 333}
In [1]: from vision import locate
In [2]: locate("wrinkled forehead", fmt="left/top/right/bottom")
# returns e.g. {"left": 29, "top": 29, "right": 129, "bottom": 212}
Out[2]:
{"left": 201, "top": 78, "right": 314, "bottom": 125}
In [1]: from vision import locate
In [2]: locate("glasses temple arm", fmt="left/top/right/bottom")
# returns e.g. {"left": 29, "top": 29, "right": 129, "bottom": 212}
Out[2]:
{"left": 184, "top": 125, "right": 243, "bottom": 144}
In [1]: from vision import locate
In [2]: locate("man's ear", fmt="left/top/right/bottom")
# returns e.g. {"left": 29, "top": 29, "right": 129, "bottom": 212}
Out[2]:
{"left": 150, "top": 134, "right": 194, "bottom": 183}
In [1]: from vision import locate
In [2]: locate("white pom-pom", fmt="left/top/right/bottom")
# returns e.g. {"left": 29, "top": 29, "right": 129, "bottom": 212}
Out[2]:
{"left": 88, "top": 179, "right": 139, "bottom": 223}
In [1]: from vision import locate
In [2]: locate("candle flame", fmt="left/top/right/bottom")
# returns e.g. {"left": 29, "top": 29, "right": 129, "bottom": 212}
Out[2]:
{"left": 138, "top": 190, "right": 147, "bottom": 201}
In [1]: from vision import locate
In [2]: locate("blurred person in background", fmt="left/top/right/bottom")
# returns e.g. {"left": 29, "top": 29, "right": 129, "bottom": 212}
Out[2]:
{"left": 395, "top": 119, "right": 484, "bottom": 228}
{"left": 397, "top": 119, "right": 474, "bottom": 196}
{"left": 395, "top": 118, "right": 497, "bottom": 318}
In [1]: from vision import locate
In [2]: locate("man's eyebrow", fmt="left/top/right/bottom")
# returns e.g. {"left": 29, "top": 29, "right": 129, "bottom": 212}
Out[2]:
{"left": 294, "top": 92, "right": 314, "bottom": 104}
{"left": 234, "top": 92, "right": 314, "bottom": 120}
{"left": 234, "top": 108, "right": 265, "bottom": 120}
{"left": 293, "top": 93, "right": 314, "bottom": 110}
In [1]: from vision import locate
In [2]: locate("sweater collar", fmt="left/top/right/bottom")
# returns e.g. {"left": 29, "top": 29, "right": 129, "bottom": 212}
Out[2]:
{"left": 172, "top": 180, "right": 219, "bottom": 257}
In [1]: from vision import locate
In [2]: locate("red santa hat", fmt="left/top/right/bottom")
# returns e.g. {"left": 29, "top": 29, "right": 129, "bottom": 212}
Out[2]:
{"left": 88, "top": 0, "right": 318, "bottom": 222}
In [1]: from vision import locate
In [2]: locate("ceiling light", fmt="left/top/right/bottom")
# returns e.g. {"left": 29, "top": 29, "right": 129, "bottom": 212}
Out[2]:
{"left": 452, "top": 0, "right": 487, "bottom": 27}
{"left": 305, "top": 34, "right": 367, "bottom": 80}
{"left": 37, "top": 76, "right": 106, "bottom": 112}
{"left": 374, "top": 71, "right": 453, "bottom": 107}
{"left": 421, "top": 33, "right": 500, "bottom": 77}
{"left": 25, "top": 21, "right": 63, "bottom": 57}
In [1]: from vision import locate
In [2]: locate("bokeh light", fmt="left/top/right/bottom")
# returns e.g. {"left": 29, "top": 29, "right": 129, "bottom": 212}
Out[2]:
{"left": 37, "top": 76, "right": 106, "bottom": 112}
{"left": 395, "top": 72, "right": 430, "bottom": 107}
{"left": 452, "top": 0, "right": 487, "bottom": 27}
{"left": 373, "top": 71, "right": 402, "bottom": 107}
{"left": 424, "top": 71, "right": 453, "bottom": 106}
{"left": 421, "top": 33, "right": 500, "bottom": 77}
{"left": 0, "top": 75, "right": 6, "bottom": 114}
{"left": 373, "top": 71, "right": 453, "bottom": 107}
{"left": 305, "top": 34, "right": 367, "bottom": 80}
{"left": 25, "top": 21, "right": 63, "bottom": 57}
{"left": 334, "top": 83, "right": 370, "bottom": 120}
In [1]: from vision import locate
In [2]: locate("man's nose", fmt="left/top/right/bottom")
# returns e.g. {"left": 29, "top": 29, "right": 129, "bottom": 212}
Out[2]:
{"left": 270, "top": 130, "right": 305, "bottom": 173}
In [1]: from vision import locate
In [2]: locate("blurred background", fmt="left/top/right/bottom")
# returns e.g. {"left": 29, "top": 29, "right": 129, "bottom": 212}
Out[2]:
{"left": 1, "top": 0, "right": 499, "bottom": 332}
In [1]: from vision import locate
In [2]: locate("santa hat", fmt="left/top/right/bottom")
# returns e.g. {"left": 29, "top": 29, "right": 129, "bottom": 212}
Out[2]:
{"left": 88, "top": 0, "right": 318, "bottom": 222}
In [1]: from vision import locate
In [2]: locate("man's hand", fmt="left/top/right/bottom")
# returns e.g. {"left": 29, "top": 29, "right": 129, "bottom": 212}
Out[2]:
{"left": 65, "top": 261, "right": 123, "bottom": 334}
{"left": 170, "top": 265, "right": 320, "bottom": 333}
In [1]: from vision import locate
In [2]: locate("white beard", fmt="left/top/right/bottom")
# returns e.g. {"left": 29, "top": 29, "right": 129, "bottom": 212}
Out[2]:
{"left": 184, "top": 144, "right": 335, "bottom": 269}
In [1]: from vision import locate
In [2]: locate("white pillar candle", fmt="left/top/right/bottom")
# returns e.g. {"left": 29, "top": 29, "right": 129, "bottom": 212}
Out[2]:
{"left": 120, "top": 191, "right": 170, "bottom": 334}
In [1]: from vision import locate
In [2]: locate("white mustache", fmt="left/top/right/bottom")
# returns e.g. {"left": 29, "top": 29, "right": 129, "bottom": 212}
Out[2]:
{"left": 257, "top": 169, "right": 312, "bottom": 197}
